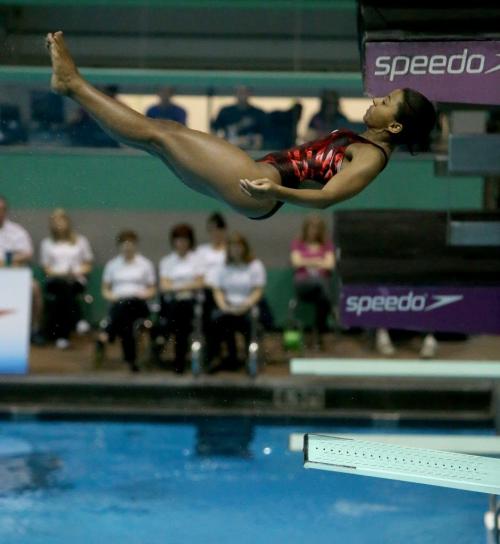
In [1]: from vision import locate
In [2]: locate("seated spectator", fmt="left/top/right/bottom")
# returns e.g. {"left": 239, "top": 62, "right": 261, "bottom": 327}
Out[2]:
{"left": 194, "top": 212, "right": 228, "bottom": 362}
{"left": 0, "top": 104, "right": 28, "bottom": 145}
{"left": 263, "top": 102, "right": 302, "bottom": 150}
{"left": 40, "top": 209, "right": 93, "bottom": 349}
{"left": 211, "top": 86, "right": 267, "bottom": 150}
{"left": 196, "top": 212, "right": 228, "bottom": 284}
{"left": 196, "top": 211, "right": 227, "bottom": 288}
{"left": 305, "top": 90, "right": 350, "bottom": 140}
{"left": 96, "top": 230, "right": 156, "bottom": 372}
{"left": 207, "top": 232, "right": 266, "bottom": 372}
{"left": 155, "top": 224, "right": 203, "bottom": 374}
{"left": 30, "top": 90, "right": 66, "bottom": 145}
{"left": 375, "top": 328, "right": 438, "bottom": 359}
{"left": 290, "top": 214, "right": 335, "bottom": 349}
{"left": 67, "top": 85, "right": 120, "bottom": 147}
{"left": 0, "top": 195, "right": 44, "bottom": 344}
{"left": 146, "top": 86, "right": 187, "bottom": 126}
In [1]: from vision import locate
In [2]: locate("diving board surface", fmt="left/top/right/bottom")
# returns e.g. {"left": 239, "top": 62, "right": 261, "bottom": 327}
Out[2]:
{"left": 290, "top": 358, "right": 500, "bottom": 378}
{"left": 304, "top": 434, "right": 500, "bottom": 495}
{"left": 290, "top": 433, "right": 500, "bottom": 455}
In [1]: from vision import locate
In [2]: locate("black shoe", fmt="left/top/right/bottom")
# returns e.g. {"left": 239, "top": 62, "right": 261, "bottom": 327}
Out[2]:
{"left": 220, "top": 357, "right": 242, "bottom": 371}
{"left": 206, "top": 359, "right": 222, "bottom": 375}
{"left": 128, "top": 361, "right": 140, "bottom": 373}
{"left": 173, "top": 363, "right": 185, "bottom": 374}
{"left": 94, "top": 340, "right": 105, "bottom": 367}
{"left": 233, "top": 358, "right": 245, "bottom": 370}
{"left": 150, "top": 337, "right": 166, "bottom": 366}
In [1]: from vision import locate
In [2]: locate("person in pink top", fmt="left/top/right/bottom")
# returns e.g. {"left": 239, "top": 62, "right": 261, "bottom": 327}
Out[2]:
{"left": 290, "top": 214, "right": 335, "bottom": 344}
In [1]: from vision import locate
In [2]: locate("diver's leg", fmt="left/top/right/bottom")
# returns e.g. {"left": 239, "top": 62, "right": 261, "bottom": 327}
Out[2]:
{"left": 47, "top": 31, "right": 280, "bottom": 216}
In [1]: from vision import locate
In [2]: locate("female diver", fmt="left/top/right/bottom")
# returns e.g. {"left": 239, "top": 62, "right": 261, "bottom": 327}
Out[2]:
{"left": 46, "top": 31, "right": 436, "bottom": 220}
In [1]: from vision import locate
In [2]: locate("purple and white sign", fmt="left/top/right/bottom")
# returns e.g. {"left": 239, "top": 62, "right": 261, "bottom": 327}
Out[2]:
{"left": 340, "top": 285, "right": 500, "bottom": 334}
{"left": 365, "top": 41, "right": 500, "bottom": 105}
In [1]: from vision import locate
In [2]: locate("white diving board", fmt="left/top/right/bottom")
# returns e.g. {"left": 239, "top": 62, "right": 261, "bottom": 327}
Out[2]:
{"left": 290, "top": 433, "right": 500, "bottom": 456}
{"left": 304, "top": 434, "right": 500, "bottom": 495}
{"left": 290, "top": 358, "right": 500, "bottom": 379}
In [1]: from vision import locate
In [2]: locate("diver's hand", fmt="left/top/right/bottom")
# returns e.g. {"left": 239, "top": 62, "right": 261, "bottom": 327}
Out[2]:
{"left": 239, "top": 178, "right": 278, "bottom": 200}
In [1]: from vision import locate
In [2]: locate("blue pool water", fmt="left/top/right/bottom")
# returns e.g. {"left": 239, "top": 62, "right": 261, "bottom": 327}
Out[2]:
{"left": 0, "top": 420, "right": 494, "bottom": 544}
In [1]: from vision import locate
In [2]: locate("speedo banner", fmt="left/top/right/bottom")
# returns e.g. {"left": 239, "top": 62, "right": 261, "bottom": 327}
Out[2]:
{"left": 365, "top": 41, "right": 500, "bottom": 105}
{"left": 340, "top": 285, "right": 500, "bottom": 334}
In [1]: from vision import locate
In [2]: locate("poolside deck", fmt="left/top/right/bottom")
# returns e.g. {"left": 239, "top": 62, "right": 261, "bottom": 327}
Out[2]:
{"left": 28, "top": 331, "right": 500, "bottom": 376}
{"left": 1, "top": 332, "right": 498, "bottom": 424}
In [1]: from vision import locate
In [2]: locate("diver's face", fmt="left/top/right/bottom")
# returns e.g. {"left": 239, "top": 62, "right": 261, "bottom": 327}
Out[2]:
{"left": 363, "top": 89, "right": 404, "bottom": 130}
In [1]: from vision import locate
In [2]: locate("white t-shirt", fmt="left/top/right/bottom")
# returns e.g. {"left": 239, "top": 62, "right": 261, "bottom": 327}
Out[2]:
{"left": 40, "top": 235, "right": 93, "bottom": 275}
{"left": 0, "top": 219, "right": 33, "bottom": 262}
{"left": 103, "top": 254, "right": 156, "bottom": 299}
{"left": 159, "top": 250, "right": 202, "bottom": 289}
{"left": 211, "top": 259, "right": 266, "bottom": 307}
{"left": 195, "top": 243, "right": 226, "bottom": 285}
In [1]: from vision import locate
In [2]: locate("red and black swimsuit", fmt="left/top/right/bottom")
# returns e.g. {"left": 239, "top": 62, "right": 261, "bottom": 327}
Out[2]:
{"left": 253, "top": 128, "right": 388, "bottom": 219}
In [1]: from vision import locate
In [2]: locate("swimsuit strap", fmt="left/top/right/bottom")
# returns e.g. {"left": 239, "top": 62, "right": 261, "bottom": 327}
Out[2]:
{"left": 343, "top": 130, "right": 389, "bottom": 168}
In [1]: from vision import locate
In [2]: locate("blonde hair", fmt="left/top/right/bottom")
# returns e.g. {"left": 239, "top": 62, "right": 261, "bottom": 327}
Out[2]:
{"left": 49, "top": 208, "right": 77, "bottom": 244}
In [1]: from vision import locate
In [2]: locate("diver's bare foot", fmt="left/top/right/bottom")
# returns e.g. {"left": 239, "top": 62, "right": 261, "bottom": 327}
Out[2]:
{"left": 46, "top": 31, "right": 82, "bottom": 96}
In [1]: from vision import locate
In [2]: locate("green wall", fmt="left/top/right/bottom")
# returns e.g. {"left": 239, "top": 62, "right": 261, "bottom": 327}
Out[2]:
{"left": 0, "top": 0, "right": 354, "bottom": 10}
{"left": 0, "top": 149, "right": 483, "bottom": 212}
{"left": 7, "top": 147, "right": 483, "bottom": 329}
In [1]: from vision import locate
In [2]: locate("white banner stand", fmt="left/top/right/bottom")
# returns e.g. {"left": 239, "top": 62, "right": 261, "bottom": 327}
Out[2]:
{"left": 0, "top": 268, "right": 32, "bottom": 374}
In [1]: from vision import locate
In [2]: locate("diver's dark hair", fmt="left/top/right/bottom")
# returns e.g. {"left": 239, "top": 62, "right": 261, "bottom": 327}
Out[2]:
{"left": 207, "top": 212, "right": 227, "bottom": 230}
{"left": 0, "top": 195, "right": 7, "bottom": 207}
{"left": 392, "top": 88, "right": 436, "bottom": 152}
